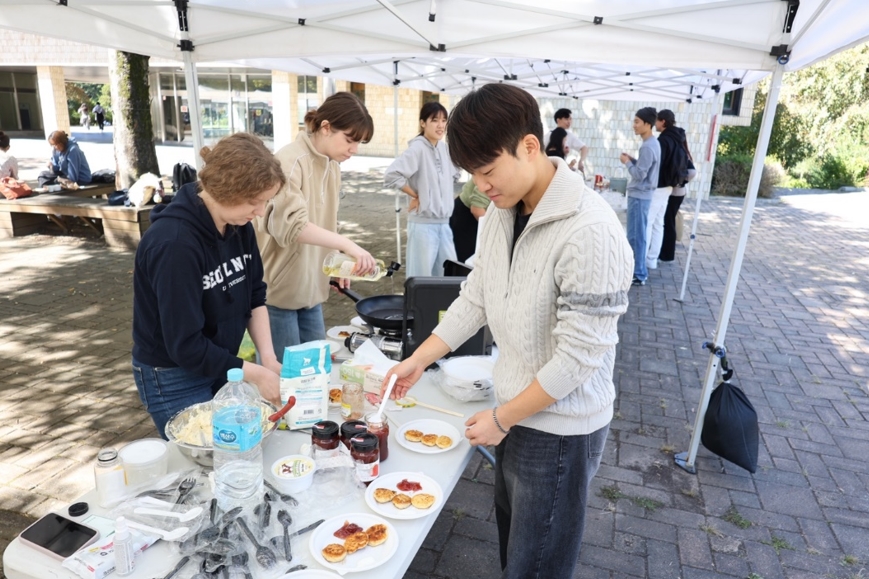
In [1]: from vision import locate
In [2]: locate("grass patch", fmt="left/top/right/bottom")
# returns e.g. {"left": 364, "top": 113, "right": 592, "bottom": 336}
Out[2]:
{"left": 700, "top": 524, "right": 724, "bottom": 537}
{"left": 680, "top": 488, "right": 699, "bottom": 498}
{"left": 452, "top": 508, "right": 466, "bottom": 521}
{"left": 842, "top": 555, "right": 859, "bottom": 566}
{"left": 599, "top": 485, "right": 626, "bottom": 502}
{"left": 660, "top": 444, "right": 676, "bottom": 454}
{"left": 763, "top": 535, "right": 794, "bottom": 554}
{"left": 775, "top": 420, "right": 789, "bottom": 428}
{"left": 723, "top": 507, "right": 752, "bottom": 529}
{"left": 631, "top": 496, "right": 663, "bottom": 511}
{"left": 746, "top": 574, "right": 764, "bottom": 579}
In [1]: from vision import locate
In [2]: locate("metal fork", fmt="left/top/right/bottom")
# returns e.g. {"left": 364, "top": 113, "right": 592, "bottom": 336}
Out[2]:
{"left": 174, "top": 477, "right": 196, "bottom": 505}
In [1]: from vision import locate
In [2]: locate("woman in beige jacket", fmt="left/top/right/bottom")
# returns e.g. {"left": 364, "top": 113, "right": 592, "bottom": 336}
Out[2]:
{"left": 255, "top": 92, "right": 376, "bottom": 359}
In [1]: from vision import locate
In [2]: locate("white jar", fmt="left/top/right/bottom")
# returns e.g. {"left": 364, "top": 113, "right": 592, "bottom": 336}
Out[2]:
{"left": 94, "top": 448, "right": 126, "bottom": 508}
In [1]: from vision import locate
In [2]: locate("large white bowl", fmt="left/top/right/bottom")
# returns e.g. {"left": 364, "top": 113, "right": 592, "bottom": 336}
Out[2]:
{"left": 165, "top": 400, "right": 278, "bottom": 467}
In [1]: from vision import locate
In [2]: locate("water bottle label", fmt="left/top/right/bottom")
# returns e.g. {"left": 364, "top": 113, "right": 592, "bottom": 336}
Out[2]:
{"left": 213, "top": 406, "right": 262, "bottom": 452}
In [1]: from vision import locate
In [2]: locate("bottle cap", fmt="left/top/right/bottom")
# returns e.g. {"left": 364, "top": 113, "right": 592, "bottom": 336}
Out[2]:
{"left": 340, "top": 420, "right": 367, "bottom": 440}
{"left": 350, "top": 432, "right": 379, "bottom": 452}
{"left": 227, "top": 368, "right": 244, "bottom": 382}
{"left": 68, "top": 502, "right": 89, "bottom": 517}
{"left": 312, "top": 420, "right": 339, "bottom": 439}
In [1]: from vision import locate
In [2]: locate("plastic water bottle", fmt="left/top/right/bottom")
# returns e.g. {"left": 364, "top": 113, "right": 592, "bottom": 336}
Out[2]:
{"left": 212, "top": 368, "right": 264, "bottom": 511}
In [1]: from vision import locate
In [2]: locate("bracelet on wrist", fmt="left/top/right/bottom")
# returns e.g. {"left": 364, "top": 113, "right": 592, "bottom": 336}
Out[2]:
{"left": 492, "top": 408, "right": 509, "bottom": 435}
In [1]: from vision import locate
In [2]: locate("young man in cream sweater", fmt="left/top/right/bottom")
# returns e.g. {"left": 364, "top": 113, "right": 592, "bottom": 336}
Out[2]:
{"left": 383, "top": 84, "right": 633, "bottom": 578}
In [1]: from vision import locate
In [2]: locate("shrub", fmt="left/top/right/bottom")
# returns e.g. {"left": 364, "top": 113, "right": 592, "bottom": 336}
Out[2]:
{"left": 791, "top": 139, "right": 869, "bottom": 189}
{"left": 711, "top": 155, "right": 782, "bottom": 197}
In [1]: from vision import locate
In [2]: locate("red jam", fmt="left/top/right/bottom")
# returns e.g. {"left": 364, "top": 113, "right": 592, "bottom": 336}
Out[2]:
{"left": 334, "top": 521, "right": 363, "bottom": 539}
{"left": 364, "top": 412, "right": 389, "bottom": 462}
{"left": 396, "top": 479, "right": 422, "bottom": 492}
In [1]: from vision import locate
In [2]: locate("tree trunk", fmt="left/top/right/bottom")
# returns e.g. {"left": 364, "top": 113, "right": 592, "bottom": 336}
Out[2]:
{"left": 109, "top": 51, "right": 159, "bottom": 190}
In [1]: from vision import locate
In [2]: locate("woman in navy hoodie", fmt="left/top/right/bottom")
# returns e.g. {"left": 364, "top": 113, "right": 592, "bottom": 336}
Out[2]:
{"left": 132, "top": 133, "right": 286, "bottom": 438}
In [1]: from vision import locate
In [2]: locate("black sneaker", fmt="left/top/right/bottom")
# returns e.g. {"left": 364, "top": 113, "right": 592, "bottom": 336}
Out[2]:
{"left": 631, "top": 277, "right": 646, "bottom": 286}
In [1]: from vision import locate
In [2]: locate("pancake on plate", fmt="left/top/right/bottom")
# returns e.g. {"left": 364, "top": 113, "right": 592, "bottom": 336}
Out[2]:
{"left": 436, "top": 435, "right": 453, "bottom": 449}
{"left": 373, "top": 488, "right": 397, "bottom": 503}
{"left": 392, "top": 493, "right": 412, "bottom": 509}
{"left": 411, "top": 493, "right": 436, "bottom": 509}
{"left": 344, "top": 531, "right": 369, "bottom": 553}
{"left": 322, "top": 543, "right": 346, "bottom": 563}
{"left": 366, "top": 523, "right": 388, "bottom": 546}
{"left": 404, "top": 429, "right": 423, "bottom": 442}
{"left": 421, "top": 433, "right": 438, "bottom": 446}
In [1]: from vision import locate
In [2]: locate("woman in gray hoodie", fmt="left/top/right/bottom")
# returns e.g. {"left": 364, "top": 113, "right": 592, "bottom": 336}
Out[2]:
{"left": 385, "top": 102, "right": 461, "bottom": 277}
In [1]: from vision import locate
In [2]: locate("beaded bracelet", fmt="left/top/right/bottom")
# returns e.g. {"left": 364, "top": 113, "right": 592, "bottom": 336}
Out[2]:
{"left": 492, "top": 408, "right": 509, "bottom": 435}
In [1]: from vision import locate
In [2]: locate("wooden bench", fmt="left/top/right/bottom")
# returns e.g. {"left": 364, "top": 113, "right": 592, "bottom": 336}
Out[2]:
{"left": 0, "top": 191, "right": 152, "bottom": 250}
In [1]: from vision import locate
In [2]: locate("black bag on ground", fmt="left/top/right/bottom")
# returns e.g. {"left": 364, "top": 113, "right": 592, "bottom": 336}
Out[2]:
{"left": 701, "top": 381, "right": 759, "bottom": 473}
{"left": 172, "top": 162, "right": 197, "bottom": 192}
{"left": 91, "top": 169, "right": 116, "bottom": 184}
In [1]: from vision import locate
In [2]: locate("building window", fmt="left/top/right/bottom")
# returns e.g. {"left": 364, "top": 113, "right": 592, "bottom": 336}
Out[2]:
{"left": 350, "top": 82, "right": 365, "bottom": 104}
{"left": 420, "top": 91, "right": 439, "bottom": 107}
{"left": 297, "top": 75, "right": 319, "bottom": 127}
{"left": 722, "top": 88, "right": 743, "bottom": 116}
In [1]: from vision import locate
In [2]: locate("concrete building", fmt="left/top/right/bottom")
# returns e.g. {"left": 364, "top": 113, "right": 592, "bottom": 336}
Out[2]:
{"left": 1, "top": 30, "right": 755, "bottom": 197}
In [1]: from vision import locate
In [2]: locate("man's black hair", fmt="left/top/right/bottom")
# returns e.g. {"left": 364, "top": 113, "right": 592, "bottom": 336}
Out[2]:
{"left": 554, "top": 108, "right": 572, "bottom": 121}
{"left": 635, "top": 107, "right": 657, "bottom": 127}
{"left": 447, "top": 84, "right": 543, "bottom": 172}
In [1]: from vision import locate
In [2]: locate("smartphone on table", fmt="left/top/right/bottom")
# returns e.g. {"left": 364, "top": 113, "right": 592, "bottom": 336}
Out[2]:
{"left": 18, "top": 512, "right": 100, "bottom": 560}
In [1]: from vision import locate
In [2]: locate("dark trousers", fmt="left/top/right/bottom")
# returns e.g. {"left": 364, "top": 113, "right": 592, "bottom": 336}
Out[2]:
{"left": 494, "top": 424, "right": 609, "bottom": 578}
{"left": 448, "top": 197, "right": 479, "bottom": 263}
{"left": 659, "top": 194, "right": 685, "bottom": 262}
{"left": 96, "top": 113, "right": 105, "bottom": 130}
{"left": 37, "top": 168, "right": 64, "bottom": 187}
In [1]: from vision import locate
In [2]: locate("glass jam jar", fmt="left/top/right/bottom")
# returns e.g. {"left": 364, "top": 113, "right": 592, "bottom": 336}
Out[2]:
{"left": 340, "top": 420, "right": 368, "bottom": 449}
{"left": 349, "top": 433, "right": 380, "bottom": 485}
{"left": 311, "top": 420, "right": 340, "bottom": 458}
{"left": 364, "top": 412, "right": 389, "bottom": 462}
{"left": 341, "top": 383, "right": 365, "bottom": 420}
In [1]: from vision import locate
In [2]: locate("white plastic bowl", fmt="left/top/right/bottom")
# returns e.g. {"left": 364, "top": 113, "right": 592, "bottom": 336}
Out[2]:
{"left": 440, "top": 356, "right": 495, "bottom": 402}
{"left": 118, "top": 438, "right": 169, "bottom": 486}
{"left": 270, "top": 454, "right": 316, "bottom": 494}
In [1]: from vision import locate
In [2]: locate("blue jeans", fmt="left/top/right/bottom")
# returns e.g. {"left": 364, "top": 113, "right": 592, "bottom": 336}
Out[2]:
{"left": 406, "top": 222, "right": 457, "bottom": 277}
{"left": 494, "top": 424, "right": 609, "bottom": 578}
{"left": 266, "top": 304, "right": 326, "bottom": 361}
{"left": 627, "top": 196, "right": 652, "bottom": 281}
{"left": 132, "top": 358, "right": 221, "bottom": 439}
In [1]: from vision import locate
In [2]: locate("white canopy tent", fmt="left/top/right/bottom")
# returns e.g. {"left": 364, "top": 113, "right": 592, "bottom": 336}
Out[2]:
{"left": 2, "top": 0, "right": 867, "bottom": 474}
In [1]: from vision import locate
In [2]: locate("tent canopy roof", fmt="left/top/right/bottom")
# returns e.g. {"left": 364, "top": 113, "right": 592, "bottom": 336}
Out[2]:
{"left": 0, "top": 0, "right": 866, "bottom": 100}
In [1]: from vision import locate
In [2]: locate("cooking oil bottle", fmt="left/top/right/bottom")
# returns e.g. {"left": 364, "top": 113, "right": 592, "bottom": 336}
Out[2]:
{"left": 322, "top": 251, "right": 400, "bottom": 281}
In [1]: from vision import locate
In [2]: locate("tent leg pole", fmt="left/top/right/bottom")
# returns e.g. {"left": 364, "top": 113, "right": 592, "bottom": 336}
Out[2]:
{"left": 676, "top": 91, "right": 723, "bottom": 303}
{"left": 181, "top": 50, "right": 204, "bottom": 169}
{"left": 393, "top": 81, "right": 402, "bottom": 266}
{"left": 676, "top": 64, "right": 785, "bottom": 474}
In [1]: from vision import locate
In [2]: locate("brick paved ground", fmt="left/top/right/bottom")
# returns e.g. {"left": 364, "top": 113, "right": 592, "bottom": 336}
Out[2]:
{"left": 1, "top": 154, "right": 868, "bottom": 578}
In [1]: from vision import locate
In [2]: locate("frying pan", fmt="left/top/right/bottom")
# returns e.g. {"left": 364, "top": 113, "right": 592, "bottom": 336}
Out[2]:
{"left": 329, "top": 281, "right": 413, "bottom": 331}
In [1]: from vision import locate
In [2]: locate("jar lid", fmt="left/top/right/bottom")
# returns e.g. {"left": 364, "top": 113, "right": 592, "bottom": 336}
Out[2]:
{"left": 340, "top": 420, "right": 367, "bottom": 439}
{"left": 118, "top": 439, "right": 168, "bottom": 465}
{"left": 364, "top": 412, "right": 386, "bottom": 426}
{"left": 68, "top": 502, "right": 89, "bottom": 517}
{"left": 312, "top": 420, "right": 339, "bottom": 439}
{"left": 97, "top": 448, "right": 118, "bottom": 463}
{"left": 350, "top": 432, "right": 379, "bottom": 452}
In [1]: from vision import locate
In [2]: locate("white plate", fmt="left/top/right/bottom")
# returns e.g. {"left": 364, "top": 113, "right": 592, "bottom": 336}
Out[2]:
{"left": 396, "top": 419, "right": 462, "bottom": 454}
{"left": 350, "top": 316, "right": 369, "bottom": 329}
{"left": 308, "top": 512, "right": 398, "bottom": 574}
{"left": 327, "top": 325, "right": 363, "bottom": 341}
{"left": 364, "top": 471, "right": 444, "bottom": 520}
{"left": 277, "top": 571, "right": 343, "bottom": 579}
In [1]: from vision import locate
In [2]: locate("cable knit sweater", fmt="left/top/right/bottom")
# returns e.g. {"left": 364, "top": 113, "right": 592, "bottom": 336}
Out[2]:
{"left": 433, "top": 159, "right": 633, "bottom": 436}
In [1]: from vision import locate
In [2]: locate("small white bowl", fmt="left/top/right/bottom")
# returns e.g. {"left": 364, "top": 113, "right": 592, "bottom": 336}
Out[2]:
{"left": 270, "top": 454, "right": 316, "bottom": 493}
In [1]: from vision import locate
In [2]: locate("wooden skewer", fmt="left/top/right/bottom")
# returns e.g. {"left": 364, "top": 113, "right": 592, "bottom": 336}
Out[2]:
{"left": 411, "top": 400, "right": 464, "bottom": 418}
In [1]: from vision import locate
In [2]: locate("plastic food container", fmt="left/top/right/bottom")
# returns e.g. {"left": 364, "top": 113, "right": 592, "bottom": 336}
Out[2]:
{"left": 270, "top": 455, "right": 316, "bottom": 493}
{"left": 439, "top": 356, "right": 495, "bottom": 402}
{"left": 118, "top": 438, "right": 169, "bottom": 486}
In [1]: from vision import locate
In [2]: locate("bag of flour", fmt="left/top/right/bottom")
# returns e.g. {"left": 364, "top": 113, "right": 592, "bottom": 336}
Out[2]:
{"left": 279, "top": 340, "right": 332, "bottom": 430}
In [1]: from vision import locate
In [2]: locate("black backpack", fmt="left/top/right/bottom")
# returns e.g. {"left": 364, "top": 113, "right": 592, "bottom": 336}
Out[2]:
{"left": 172, "top": 162, "right": 197, "bottom": 192}
{"left": 660, "top": 131, "right": 689, "bottom": 187}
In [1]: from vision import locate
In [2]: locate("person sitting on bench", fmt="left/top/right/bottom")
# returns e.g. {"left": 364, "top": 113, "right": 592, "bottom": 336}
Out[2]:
{"left": 38, "top": 130, "right": 92, "bottom": 188}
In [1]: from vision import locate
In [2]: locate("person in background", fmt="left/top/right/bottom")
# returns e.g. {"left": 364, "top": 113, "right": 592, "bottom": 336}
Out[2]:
{"left": 40, "top": 130, "right": 92, "bottom": 186}
{"left": 657, "top": 110, "right": 697, "bottom": 263}
{"left": 256, "top": 92, "right": 376, "bottom": 358}
{"left": 132, "top": 133, "right": 285, "bottom": 438}
{"left": 545, "top": 127, "right": 579, "bottom": 171}
{"left": 77, "top": 102, "right": 90, "bottom": 130}
{"left": 620, "top": 107, "right": 660, "bottom": 286}
{"left": 545, "top": 108, "right": 588, "bottom": 173}
{"left": 385, "top": 101, "right": 460, "bottom": 277}
{"left": 449, "top": 179, "right": 491, "bottom": 263}
{"left": 0, "top": 132, "right": 19, "bottom": 180}
{"left": 647, "top": 109, "right": 688, "bottom": 270}
{"left": 93, "top": 103, "right": 106, "bottom": 131}
{"left": 383, "top": 83, "right": 632, "bottom": 579}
